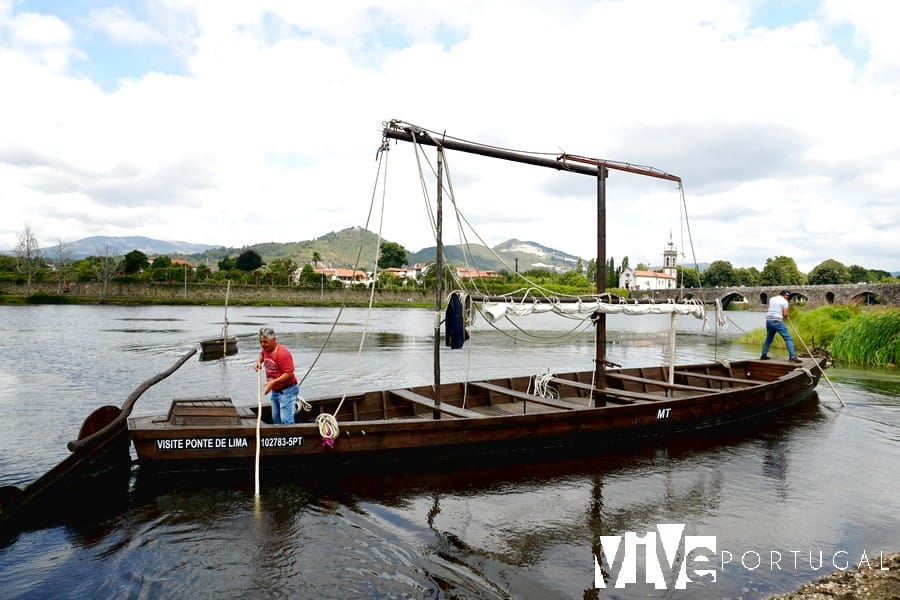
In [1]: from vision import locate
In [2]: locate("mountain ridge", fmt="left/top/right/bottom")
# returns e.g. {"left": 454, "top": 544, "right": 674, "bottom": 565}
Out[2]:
{"left": 30, "top": 229, "right": 583, "bottom": 274}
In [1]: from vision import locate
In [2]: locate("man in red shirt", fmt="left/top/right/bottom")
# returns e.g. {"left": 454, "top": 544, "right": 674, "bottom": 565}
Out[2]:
{"left": 255, "top": 327, "right": 299, "bottom": 424}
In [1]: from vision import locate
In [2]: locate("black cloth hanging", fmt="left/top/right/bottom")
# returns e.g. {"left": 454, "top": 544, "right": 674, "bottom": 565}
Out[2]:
{"left": 445, "top": 292, "right": 466, "bottom": 349}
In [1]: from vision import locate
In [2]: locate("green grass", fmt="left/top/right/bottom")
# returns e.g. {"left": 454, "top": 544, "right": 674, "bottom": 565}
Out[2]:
{"left": 830, "top": 309, "right": 900, "bottom": 368}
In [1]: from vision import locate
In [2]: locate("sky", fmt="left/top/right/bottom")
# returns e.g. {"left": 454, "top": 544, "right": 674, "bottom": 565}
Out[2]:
{"left": 1, "top": 0, "right": 898, "bottom": 273}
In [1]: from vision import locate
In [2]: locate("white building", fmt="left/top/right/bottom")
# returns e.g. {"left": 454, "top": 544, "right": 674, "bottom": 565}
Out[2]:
{"left": 618, "top": 233, "right": 679, "bottom": 291}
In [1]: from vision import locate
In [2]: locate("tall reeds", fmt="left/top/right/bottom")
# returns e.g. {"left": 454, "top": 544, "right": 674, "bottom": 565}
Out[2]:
{"left": 829, "top": 308, "right": 900, "bottom": 368}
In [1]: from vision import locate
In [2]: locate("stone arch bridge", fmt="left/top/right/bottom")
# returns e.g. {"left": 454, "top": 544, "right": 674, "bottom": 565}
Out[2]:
{"left": 649, "top": 283, "right": 900, "bottom": 309}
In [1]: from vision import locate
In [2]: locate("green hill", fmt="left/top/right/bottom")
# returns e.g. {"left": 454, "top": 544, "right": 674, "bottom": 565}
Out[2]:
{"left": 190, "top": 228, "right": 583, "bottom": 273}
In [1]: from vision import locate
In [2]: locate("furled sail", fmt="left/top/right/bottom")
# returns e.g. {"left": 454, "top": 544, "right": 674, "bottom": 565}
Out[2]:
{"left": 480, "top": 300, "right": 705, "bottom": 323}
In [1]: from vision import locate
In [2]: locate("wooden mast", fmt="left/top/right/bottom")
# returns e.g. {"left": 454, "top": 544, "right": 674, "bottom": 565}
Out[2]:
{"left": 594, "top": 166, "right": 607, "bottom": 398}
{"left": 433, "top": 147, "right": 444, "bottom": 419}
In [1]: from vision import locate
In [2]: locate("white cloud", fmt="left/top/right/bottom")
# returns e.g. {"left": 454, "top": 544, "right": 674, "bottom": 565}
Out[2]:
{"left": 0, "top": 0, "right": 897, "bottom": 273}
{"left": 85, "top": 6, "right": 166, "bottom": 45}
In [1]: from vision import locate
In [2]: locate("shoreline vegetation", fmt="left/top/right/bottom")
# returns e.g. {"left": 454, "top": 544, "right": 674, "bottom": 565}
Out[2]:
{"left": 2, "top": 288, "right": 897, "bottom": 369}
{"left": 738, "top": 304, "right": 899, "bottom": 369}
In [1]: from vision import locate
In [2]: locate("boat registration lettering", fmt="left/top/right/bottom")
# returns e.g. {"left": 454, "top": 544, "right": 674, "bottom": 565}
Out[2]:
{"left": 260, "top": 435, "right": 303, "bottom": 448}
{"left": 657, "top": 408, "right": 672, "bottom": 419}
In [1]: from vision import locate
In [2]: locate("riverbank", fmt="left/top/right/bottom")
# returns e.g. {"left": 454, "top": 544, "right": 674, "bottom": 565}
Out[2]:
{"left": 770, "top": 552, "right": 900, "bottom": 599}
{"left": 0, "top": 281, "right": 432, "bottom": 308}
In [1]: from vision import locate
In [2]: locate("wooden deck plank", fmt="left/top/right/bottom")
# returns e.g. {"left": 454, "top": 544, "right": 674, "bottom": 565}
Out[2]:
{"left": 468, "top": 381, "right": 584, "bottom": 410}
{"left": 388, "top": 389, "right": 482, "bottom": 419}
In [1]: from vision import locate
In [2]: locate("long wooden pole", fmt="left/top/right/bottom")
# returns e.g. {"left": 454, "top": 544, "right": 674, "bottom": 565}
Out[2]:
{"left": 255, "top": 368, "right": 262, "bottom": 495}
{"left": 786, "top": 317, "right": 845, "bottom": 407}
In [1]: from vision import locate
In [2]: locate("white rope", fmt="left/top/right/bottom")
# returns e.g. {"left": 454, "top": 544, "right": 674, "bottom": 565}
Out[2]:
{"left": 315, "top": 413, "right": 340, "bottom": 449}
{"left": 298, "top": 135, "right": 393, "bottom": 449}
{"left": 533, "top": 372, "right": 559, "bottom": 400}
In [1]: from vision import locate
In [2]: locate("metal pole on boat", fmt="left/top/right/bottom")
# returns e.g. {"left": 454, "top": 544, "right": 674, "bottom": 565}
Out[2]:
{"left": 433, "top": 147, "right": 444, "bottom": 419}
{"left": 593, "top": 166, "right": 608, "bottom": 399}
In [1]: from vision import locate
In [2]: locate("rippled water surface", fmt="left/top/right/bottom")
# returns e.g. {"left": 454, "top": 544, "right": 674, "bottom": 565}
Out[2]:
{"left": 0, "top": 305, "right": 898, "bottom": 599}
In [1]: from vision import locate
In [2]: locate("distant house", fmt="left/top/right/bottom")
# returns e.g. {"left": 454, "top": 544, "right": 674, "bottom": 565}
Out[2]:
{"left": 618, "top": 233, "right": 679, "bottom": 291}
{"left": 382, "top": 267, "right": 411, "bottom": 280}
{"left": 313, "top": 267, "right": 371, "bottom": 287}
{"left": 456, "top": 267, "right": 501, "bottom": 280}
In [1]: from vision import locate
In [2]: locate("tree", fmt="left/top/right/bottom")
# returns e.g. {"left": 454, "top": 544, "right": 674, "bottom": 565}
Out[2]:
{"left": 759, "top": 256, "right": 806, "bottom": 287}
{"left": 53, "top": 238, "right": 72, "bottom": 294}
{"left": 297, "top": 263, "right": 319, "bottom": 286}
{"left": 377, "top": 271, "right": 402, "bottom": 288}
{"left": 312, "top": 251, "right": 321, "bottom": 270}
{"left": 676, "top": 266, "right": 701, "bottom": 288}
{"left": 421, "top": 263, "right": 455, "bottom": 291}
{"left": 123, "top": 250, "right": 150, "bottom": 274}
{"left": 92, "top": 244, "right": 122, "bottom": 299}
{"left": 808, "top": 259, "right": 850, "bottom": 285}
{"left": 16, "top": 225, "right": 41, "bottom": 295}
{"left": 606, "top": 257, "right": 616, "bottom": 289}
{"left": 704, "top": 260, "right": 736, "bottom": 287}
{"left": 268, "top": 258, "right": 298, "bottom": 285}
{"left": 150, "top": 255, "right": 173, "bottom": 282}
{"left": 218, "top": 256, "right": 236, "bottom": 271}
{"left": 378, "top": 241, "right": 407, "bottom": 269}
{"left": 733, "top": 267, "right": 760, "bottom": 286}
{"left": 235, "top": 249, "right": 263, "bottom": 271}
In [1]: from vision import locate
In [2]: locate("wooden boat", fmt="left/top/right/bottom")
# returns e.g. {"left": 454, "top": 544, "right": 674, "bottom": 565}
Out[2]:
{"left": 199, "top": 281, "right": 237, "bottom": 360}
{"left": 128, "top": 356, "right": 827, "bottom": 472}
{"left": 124, "top": 121, "right": 831, "bottom": 472}
{"left": 199, "top": 337, "right": 237, "bottom": 361}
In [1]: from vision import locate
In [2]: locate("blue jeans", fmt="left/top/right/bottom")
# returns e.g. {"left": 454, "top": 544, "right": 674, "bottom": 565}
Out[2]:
{"left": 762, "top": 319, "right": 796, "bottom": 358}
{"left": 270, "top": 383, "right": 298, "bottom": 425}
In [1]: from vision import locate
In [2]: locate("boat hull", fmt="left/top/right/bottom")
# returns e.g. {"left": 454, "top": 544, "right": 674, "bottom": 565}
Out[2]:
{"left": 129, "top": 358, "right": 826, "bottom": 473}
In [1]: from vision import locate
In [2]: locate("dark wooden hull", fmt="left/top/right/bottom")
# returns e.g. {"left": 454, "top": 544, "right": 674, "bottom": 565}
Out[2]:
{"left": 1, "top": 406, "right": 132, "bottom": 538}
{"left": 129, "top": 357, "right": 827, "bottom": 473}
{"left": 199, "top": 337, "right": 237, "bottom": 360}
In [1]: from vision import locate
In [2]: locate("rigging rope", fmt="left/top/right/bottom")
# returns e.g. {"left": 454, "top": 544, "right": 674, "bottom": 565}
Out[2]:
{"left": 304, "top": 134, "right": 392, "bottom": 448}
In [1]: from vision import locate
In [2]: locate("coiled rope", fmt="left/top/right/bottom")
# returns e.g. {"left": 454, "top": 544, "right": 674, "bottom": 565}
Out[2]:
{"left": 315, "top": 413, "right": 339, "bottom": 449}
{"left": 533, "top": 371, "right": 559, "bottom": 400}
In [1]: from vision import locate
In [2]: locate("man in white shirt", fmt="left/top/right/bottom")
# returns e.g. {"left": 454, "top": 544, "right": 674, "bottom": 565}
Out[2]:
{"left": 760, "top": 290, "right": 802, "bottom": 363}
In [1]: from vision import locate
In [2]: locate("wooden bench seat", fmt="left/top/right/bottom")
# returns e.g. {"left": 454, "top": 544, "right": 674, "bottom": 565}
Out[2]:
{"left": 673, "top": 371, "right": 767, "bottom": 386}
{"left": 605, "top": 372, "right": 726, "bottom": 394}
{"left": 389, "top": 389, "right": 482, "bottom": 419}
{"left": 468, "top": 381, "right": 585, "bottom": 410}
{"left": 548, "top": 377, "right": 661, "bottom": 403}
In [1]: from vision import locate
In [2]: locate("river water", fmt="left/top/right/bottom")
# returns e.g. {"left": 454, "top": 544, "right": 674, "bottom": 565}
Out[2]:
{"left": 0, "top": 304, "right": 897, "bottom": 599}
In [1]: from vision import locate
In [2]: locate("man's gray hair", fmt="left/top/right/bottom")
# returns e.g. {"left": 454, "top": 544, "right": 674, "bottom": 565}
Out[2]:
{"left": 258, "top": 327, "right": 276, "bottom": 339}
